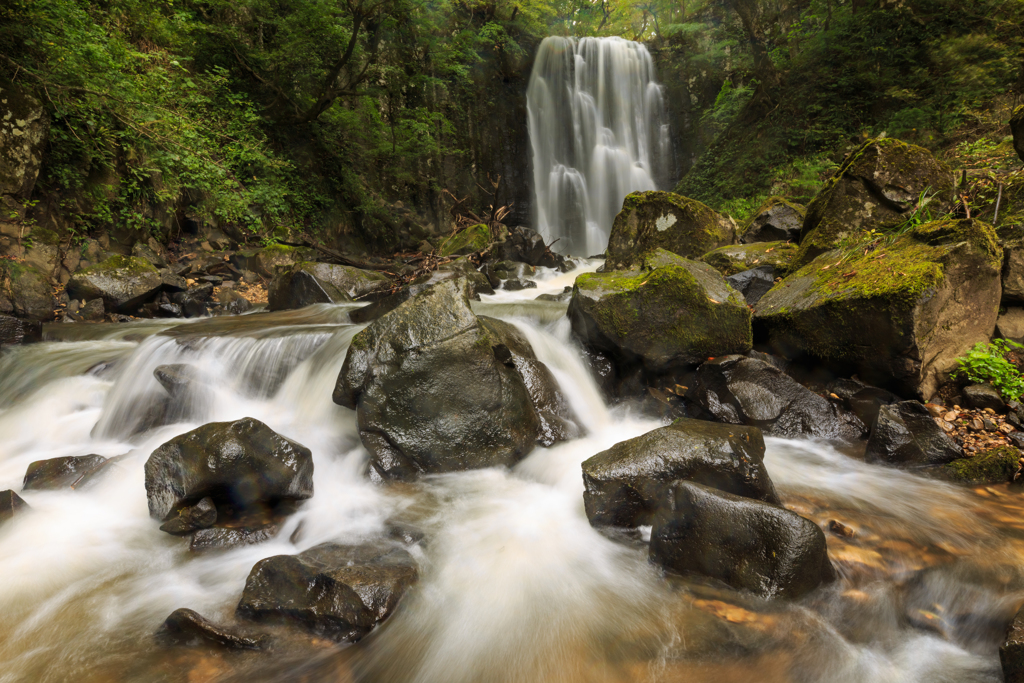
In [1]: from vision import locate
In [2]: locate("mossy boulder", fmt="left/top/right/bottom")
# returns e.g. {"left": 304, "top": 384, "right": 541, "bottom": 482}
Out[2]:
{"left": 568, "top": 249, "right": 751, "bottom": 376}
{"left": 740, "top": 196, "right": 805, "bottom": 244}
{"left": 66, "top": 255, "right": 162, "bottom": 314}
{"left": 701, "top": 242, "right": 798, "bottom": 277}
{"left": 755, "top": 219, "right": 1001, "bottom": 400}
{"left": 0, "top": 260, "right": 53, "bottom": 321}
{"left": 439, "top": 224, "right": 491, "bottom": 257}
{"left": 941, "top": 447, "right": 1019, "bottom": 485}
{"left": 334, "top": 278, "right": 579, "bottom": 481}
{"left": 1012, "top": 105, "right": 1024, "bottom": 163}
{"left": 251, "top": 245, "right": 316, "bottom": 278}
{"left": 605, "top": 191, "right": 737, "bottom": 270}
{"left": 795, "top": 137, "right": 954, "bottom": 270}
{"left": 268, "top": 262, "right": 388, "bottom": 311}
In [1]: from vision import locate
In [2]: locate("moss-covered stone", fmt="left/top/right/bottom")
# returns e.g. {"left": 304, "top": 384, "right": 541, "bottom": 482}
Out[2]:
{"left": 0, "top": 259, "right": 52, "bottom": 321}
{"left": 795, "top": 137, "right": 954, "bottom": 270}
{"left": 942, "top": 447, "right": 1019, "bottom": 485}
{"left": 755, "top": 219, "right": 1001, "bottom": 400}
{"left": 439, "top": 224, "right": 491, "bottom": 257}
{"left": 605, "top": 191, "right": 737, "bottom": 270}
{"left": 568, "top": 249, "right": 751, "bottom": 374}
{"left": 701, "top": 242, "right": 799, "bottom": 277}
{"left": 740, "top": 196, "right": 805, "bottom": 244}
{"left": 66, "top": 255, "right": 162, "bottom": 314}
{"left": 251, "top": 244, "right": 316, "bottom": 277}
{"left": 1012, "top": 105, "right": 1024, "bottom": 163}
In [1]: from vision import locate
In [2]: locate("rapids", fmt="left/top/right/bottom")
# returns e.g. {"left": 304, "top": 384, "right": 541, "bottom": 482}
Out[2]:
{"left": 0, "top": 262, "right": 1020, "bottom": 682}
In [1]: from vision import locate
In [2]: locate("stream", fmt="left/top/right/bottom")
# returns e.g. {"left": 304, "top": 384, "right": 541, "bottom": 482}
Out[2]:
{"left": 0, "top": 261, "right": 1021, "bottom": 682}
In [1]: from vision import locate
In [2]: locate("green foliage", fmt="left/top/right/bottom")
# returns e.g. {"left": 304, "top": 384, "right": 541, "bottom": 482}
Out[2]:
{"left": 954, "top": 340, "right": 1024, "bottom": 402}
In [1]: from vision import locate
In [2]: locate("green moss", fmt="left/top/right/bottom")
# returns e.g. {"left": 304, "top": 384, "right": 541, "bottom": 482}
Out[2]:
{"left": 912, "top": 219, "right": 1001, "bottom": 268}
{"left": 942, "top": 446, "right": 1018, "bottom": 485}
{"left": 440, "top": 224, "right": 490, "bottom": 257}
{"left": 702, "top": 242, "right": 799, "bottom": 277}
{"left": 77, "top": 254, "right": 158, "bottom": 276}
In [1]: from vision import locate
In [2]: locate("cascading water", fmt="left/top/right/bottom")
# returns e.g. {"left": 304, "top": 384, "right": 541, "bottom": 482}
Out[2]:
{"left": 527, "top": 37, "right": 671, "bottom": 256}
{"left": 0, "top": 266, "right": 1021, "bottom": 682}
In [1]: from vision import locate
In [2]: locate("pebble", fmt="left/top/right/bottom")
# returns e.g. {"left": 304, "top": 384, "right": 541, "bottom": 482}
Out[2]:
{"left": 970, "top": 418, "right": 985, "bottom": 431}
{"left": 828, "top": 520, "right": 855, "bottom": 538}
{"left": 1001, "top": 423, "right": 1016, "bottom": 434}
{"left": 943, "top": 411, "right": 959, "bottom": 422}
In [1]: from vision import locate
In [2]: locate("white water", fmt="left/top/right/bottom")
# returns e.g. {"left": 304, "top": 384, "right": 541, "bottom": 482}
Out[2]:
{"left": 0, "top": 265, "right": 1019, "bottom": 682}
{"left": 527, "top": 36, "right": 671, "bottom": 256}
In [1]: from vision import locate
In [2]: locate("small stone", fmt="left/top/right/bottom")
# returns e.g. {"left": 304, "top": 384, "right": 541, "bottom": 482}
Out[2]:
{"left": 924, "top": 403, "right": 945, "bottom": 418}
{"left": 940, "top": 420, "right": 955, "bottom": 432}
{"left": 943, "top": 411, "right": 958, "bottom": 422}
{"left": 970, "top": 418, "right": 985, "bottom": 432}
{"left": 984, "top": 419, "right": 999, "bottom": 431}
{"left": 828, "top": 520, "right": 855, "bottom": 537}
{"left": 0, "top": 490, "right": 29, "bottom": 526}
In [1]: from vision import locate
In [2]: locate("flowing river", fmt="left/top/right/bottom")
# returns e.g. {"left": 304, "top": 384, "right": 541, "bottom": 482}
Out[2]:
{"left": 0, "top": 262, "right": 1021, "bottom": 682}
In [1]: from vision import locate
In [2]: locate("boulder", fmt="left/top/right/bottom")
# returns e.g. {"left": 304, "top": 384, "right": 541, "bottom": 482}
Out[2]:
{"left": 0, "top": 489, "right": 29, "bottom": 526}
{"left": 23, "top": 455, "right": 108, "bottom": 491}
{"left": 79, "top": 299, "right": 105, "bottom": 321}
{"left": 501, "top": 278, "right": 536, "bottom": 291}
{"left": 796, "top": 137, "right": 954, "bottom": 269}
{"left": 172, "top": 284, "right": 213, "bottom": 318}
{"left": 0, "top": 78, "right": 47, "bottom": 216}
{"left": 685, "top": 356, "right": 862, "bottom": 440}
{"left": 702, "top": 242, "right": 798, "bottom": 278}
{"left": 131, "top": 240, "right": 168, "bottom": 269}
{"left": 1002, "top": 599, "right": 1024, "bottom": 683}
{"left": 154, "top": 364, "right": 199, "bottom": 399}
{"left": 0, "top": 313, "right": 41, "bottom": 345}
{"left": 144, "top": 417, "right": 314, "bottom": 522}
{"left": 825, "top": 378, "right": 900, "bottom": 429}
{"left": 605, "top": 191, "right": 737, "bottom": 270}
{"left": 268, "top": 262, "right": 376, "bottom": 310}
{"left": 215, "top": 288, "right": 252, "bottom": 315}
{"left": 336, "top": 279, "right": 579, "bottom": 480}
{"left": 997, "top": 308, "right": 1024, "bottom": 341}
{"left": 650, "top": 481, "right": 835, "bottom": 600}
{"left": 739, "top": 197, "right": 805, "bottom": 244}
{"left": 439, "top": 224, "right": 491, "bottom": 257}
{"left": 941, "top": 447, "right": 1018, "bottom": 486}
{"left": 497, "top": 225, "right": 566, "bottom": 269}
{"left": 67, "top": 255, "right": 163, "bottom": 314}
{"left": 865, "top": 401, "right": 961, "bottom": 466}
{"left": 189, "top": 524, "right": 279, "bottom": 552}
{"left": 236, "top": 541, "right": 418, "bottom": 641}
{"left": 755, "top": 219, "right": 1002, "bottom": 400}
{"left": 1012, "top": 105, "right": 1024, "bottom": 164}
{"left": 726, "top": 267, "right": 776, "bottom": 306}
{"left": 582, "top": 419, "right": 779, "bottom": 529}
{"left": 0, "top": 261, "right": 53, "bottom": 321}
{"left": 157, "top": 608, "right": 268, "bottom": 650}
{"left": 159, "top": 497, "right": 217, "bottom": 536}
{"left": 1004, "top": 244, "right": 1024, "bottom": 304}
{"left": 251, "top": 245, "right": 316, "bottom": 278}
{"left": 962, "top": 383, "right": 1005, "bottom": 412}
{"left": 568, "top": 249, "right": 751, "bottom": 378}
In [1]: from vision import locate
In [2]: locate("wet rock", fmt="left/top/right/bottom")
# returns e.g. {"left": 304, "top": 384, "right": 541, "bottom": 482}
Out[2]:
{"left": 154, "top": 364, "right": 199, "bottom": 399}
{"left": 335, "top": 279, "right": 577, "bottom": 481}
{"left": 79, "top": 299, "right": 105, "bottom": 321}
{"left": 865, "top": 401, "right": 962, "bottom": 466}
{"left": 1003, "top": 599, "right": 1024, "bottom": 682}
{"left": 739, "top": 197, "right": 805, "bottom": 244}
{"left": 795, "top": 137, "right": 954, "bottom": 269}
{"left": 132, "top": 240, "right": 168, "bottom": 269}
{"left": 497, "top": 225, "right": 566, "bottom": 269}
{"left": 0, "top": 489, "right": 29, "bottom": 526}
{"left": 189, "top": 524, "right": 279, "bottom": 552}
{"left": 385, "top": 521, "right": 426, "bottom": 546}
{"left": 0, "top": 261, "right": 53, "bottom": 322}
{"left": 157, "top": 608, "right": 268, "bottom": 651}
{"left": 605, "top": 191, "right": 737, "bottom": 270}
{"left": 172, "top": 284, "right": 214, "bottom": 318}
{"left": 568, "top": 249, "right": 751, "bottom": 378}
{"left": 144, "top": 417, "right": 314, "bottom": 521}
{"left": 158, "top": 269, "right": 188, "bottom": 293}
{"left": 725, "top": 267, "right": 776, "bottom": 306}
{"left": 159, "top": 497, "right": 217, "bottom": 536}
{"left": 702, "top": 242, "right": 797, "bottom": 278}
{"left": 216, "top": 289, "right": 252, "bottom": 315}
{"left": 156, "top": 302, "right": 182, "bottom": 318}
{"left": 236, "top": 541, "right": 418, "bottom": 641}
{"left": 755, "top": 219, "right": 1001, "bottom": 400}
{"left": 66, "top": 255, "right": 163, "bottom": 314}
{"left": 535, "top": 286, "right": 572, "bottom": 303}
{"left": 685, "top": 356, "right": 861, "bottom": 439}
{"left": 1012, "top": 105, "right": 1024, "bottom": 164}
{"left": 268, "top": 262, "right": 388, "bottom": 311}
{"left": 828, "top": 520, "right": 854, "bottom": 537}
{"left": 501, "top": 277, "right": 536, "bottom": 291}
{"left": 825, "top": 378, "right": 901, "bottom": 430}
{"left": 0, "top": 313, "right": 41, "bottom": 346}
{"left": 650, "top": 481, "right": 835, "bottom": 600}
{"left": 582, "top": 418, "right": 779, "bottom": 529}
{"left": 962, "top": 384, "right": 1005, "bottom": 412}
{"left": 22, "top": 454, "right": 108, "bottom": 491}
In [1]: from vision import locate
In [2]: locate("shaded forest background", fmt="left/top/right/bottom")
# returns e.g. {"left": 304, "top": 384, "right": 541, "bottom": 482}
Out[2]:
{"left": 0, "top": 0, "right": 1022, "bottom": 255}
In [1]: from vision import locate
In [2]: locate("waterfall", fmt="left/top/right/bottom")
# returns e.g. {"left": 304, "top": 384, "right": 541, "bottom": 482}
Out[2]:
{"left": 527, "top": 36, "right": 671, "bottom": 257}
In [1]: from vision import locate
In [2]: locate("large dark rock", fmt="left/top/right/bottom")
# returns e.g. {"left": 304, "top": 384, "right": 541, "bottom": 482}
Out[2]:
{"left": 66, "top": 255, "right": 163, "bottom": 314}
{"left": 236, "top": 541, "right": 417, "bottom": 641}
{"left": 0, "top": 261, "right": 53, "bottom": 322}
{"left": 189, "top": 524, "right": 279, "bottom": 552}
{"left": 144, "top": 417, "right": 313, "bottom": 522}
{"left": 686, "top": 356, "right": 861, "bottom": 439}
{"left": 23, "top": 455, "right": 108, "bottom": 491}
{"left": 497, "top": 225, "right": 566, "bottom": 269}
{"left": 0, "top": 489, "right": 29, "bottom": 526}
{"left": 268, "top": 262, "right": 388, "bottom": 311}
{"left": 825, "top": 378, "right": 900, "bottom": 429}
{"left": 568, "top": 249, "right": 751, "bottom": 378}
{"left": 250, "top": 245, "right": 316, "bottom": 278}
{"left": 159, "top": 497, "right": 217, "bottom": 536}
{"left": 0, "top": 313, "right": 41, "bottom": 345}
{"left": 605, "top": 191, "right": 737, "bottom": 270}
{"left": 582, "top": 419, "right": 779, "bottom": 529}
{"left": 865, "top": 401, "right": 962, "bottom": 466}
{"left": 739, "top": 197, "right": 805, "bottom": 244}
{"left": 795, "top": 137, "right": 954, "bottom": 269}
{"left": 726, "top": 267, "right": 776, "bottom": 306}
{"left": 334, "top": 278, "right": 578, "bottom": 481}
{"left": 172, "top": 284, "right": 213, "bottom": 318}
{"left": 1012, "top": 105, "right": 1024, "bottom": 164}
{"left": 650, "top": 481, "right": 835, "bottom": 600}
{"left": 755, "top": 219, "right": 1002, "bottom": 400}
{"left": 157, "top": 608, "right": 268, "bottom": 650}
{"left": 962, "top": 383, "right": 1005, "bottom": 412}
{"left": 1002, "top": 600, "right": 1024, "bottom": 683}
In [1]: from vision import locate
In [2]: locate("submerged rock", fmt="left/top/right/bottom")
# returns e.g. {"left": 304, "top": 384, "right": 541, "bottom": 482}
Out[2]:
{"left": 755, "top": 219, "right": 1001, "bottom": 400}
{"left": 865, "top": 401, "right": 962, "bottom": 466}
{"left": 159, "top": 497, "right": 217, "bottom": 536}
{"left": 0, "top": 490, "right": 29, "bottom": 526}
{"left": 605, "top": 191, "right": 737, "bottom": 270}
{"left": 236, "top": 541, "right": 418, "bottom": 641}
{"left": 157, "top": 608, "right": 268, "bottom": 650}
{"left": 650, "top": 481, "right": 835, "bottom": 600}
{"left": 335, "top": 278, "right": 578, "bottom": 481}
{"left": 739, "top": 197, "right": 805, "bottom": 244}
{"left": 686, "top": 356, "right": 861, "bottom": 439}
{"left": 568, "top": 249, "right": 751, "bottom": 378}
{"left": 144, "top": 417, "right": 313, "bottom": 522}
{"left": 23, "top": 454, "right": 108, "bottom": 491}
{"left": 66, "top": 255, "right": 163, "bottom": 314}
{"left": 582, "top": 419, "right": 778, "bottom": 529}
